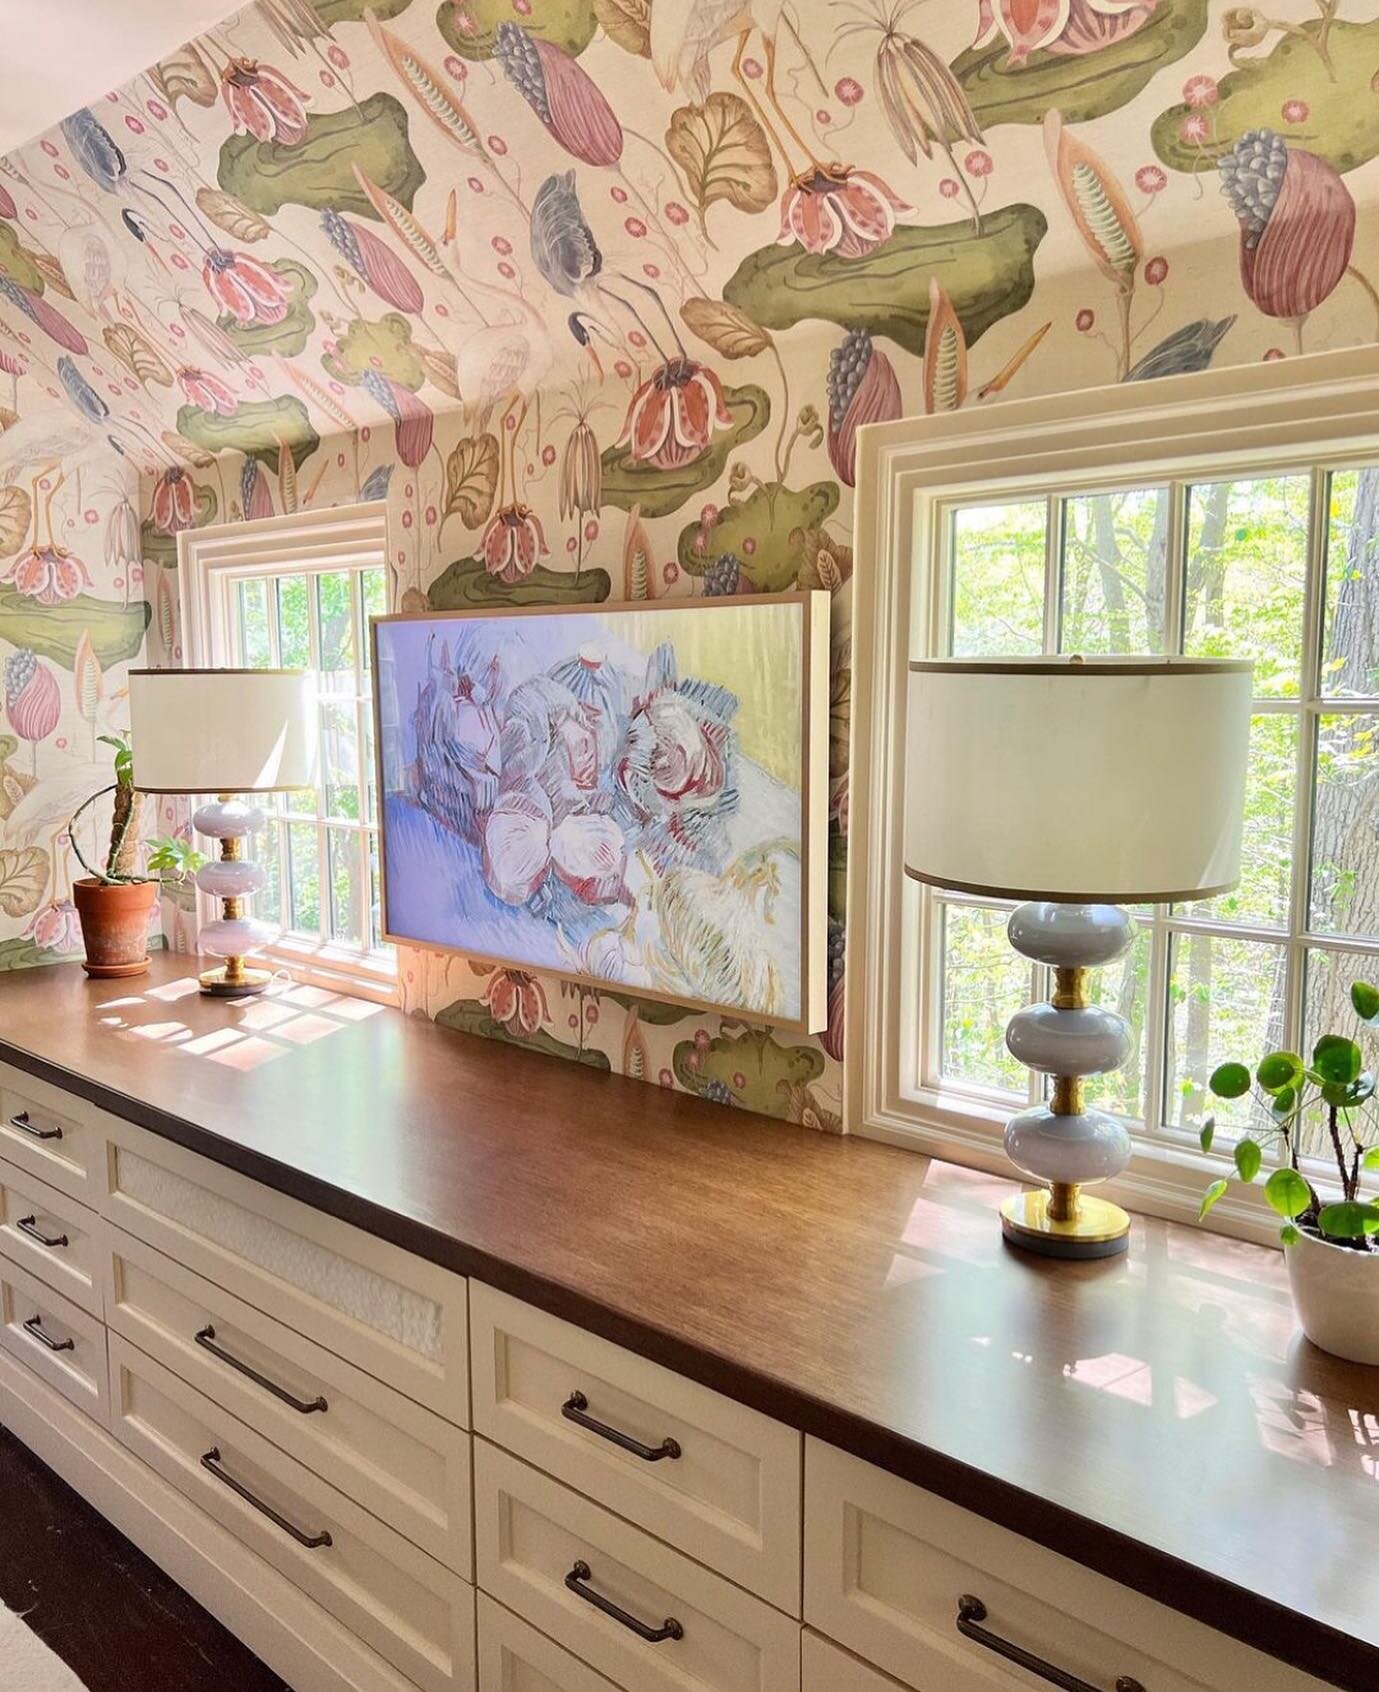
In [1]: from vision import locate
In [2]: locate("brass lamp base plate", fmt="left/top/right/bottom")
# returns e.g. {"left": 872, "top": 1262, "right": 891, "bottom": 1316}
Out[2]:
{"left": 1001, "top": 1190, "right": 1131, "bottom": 1260}
{"left": 199, "top": 964, "right": 271, "bottom": 999}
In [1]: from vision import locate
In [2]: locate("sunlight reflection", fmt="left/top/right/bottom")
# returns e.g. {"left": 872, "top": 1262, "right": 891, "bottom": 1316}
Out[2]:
{"left": 146, "top": 978, "right": 203, "bottom": 1002}
{"left": 234, "top": 1000, "right": 300, "bottom": 1032}
{"left": 180, "top": 1027, "right": 246, "bottom": 1057}
{"left": 280, "top": 985, "right": 339, "bottom": 1009}
{"left": 270, "top": 1012, "right": 344, "bottom": 1046}
{"left": 129, "top": 1021, "right": 190, "bottom": 1043}
{"left": 95, "top": 996, "right": 146, "bottom": 1011}
{"left": 882, "top": 1254, "right": 944, "bottom": 1291}
{"left": 322, "top": 996, "right": 384, "bottom": 1022}
{"left": 206, "top": 1035, "right": 287, "bottom": 1071}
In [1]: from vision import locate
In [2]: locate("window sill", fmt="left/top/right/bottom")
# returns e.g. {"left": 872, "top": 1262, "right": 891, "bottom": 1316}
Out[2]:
{"left": 261, "top": 936, "right": 398, "bottom": 1007}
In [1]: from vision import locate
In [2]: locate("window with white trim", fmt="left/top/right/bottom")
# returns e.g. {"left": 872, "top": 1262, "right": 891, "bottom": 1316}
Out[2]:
{"left": 178, "top": 504, "right": 395, "bottom": 1001}
{"left": 847, "top": 352, "right": 1379, "bottom": 1239}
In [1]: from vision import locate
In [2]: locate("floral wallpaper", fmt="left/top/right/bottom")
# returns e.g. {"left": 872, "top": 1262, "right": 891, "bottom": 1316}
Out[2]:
{"left": 0, "top": 0, "right": 1375, "bottom": 1126}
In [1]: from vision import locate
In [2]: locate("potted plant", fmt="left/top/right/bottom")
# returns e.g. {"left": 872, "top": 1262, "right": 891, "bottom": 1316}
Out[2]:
{"left": 1198, "top": 982, "right": 1379, "bottom": 1365}
{"left": 67, "top": 735, "right": 204, "bottom": 979}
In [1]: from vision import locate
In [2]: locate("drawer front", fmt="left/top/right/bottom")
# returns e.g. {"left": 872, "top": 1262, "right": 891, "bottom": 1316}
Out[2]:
{"left": 0, "top": 1063, "right": 99, "bottom": 1202}
{"left": 805, "top": 1440, "right": 1329, "bottom": 1692}
{"left": 472, "top": 1283, "right": 801, "bottom": 1613}
{"left": 104, "top": 1226, "right": 472, "bottom": 1576}
{"left": 475, "top": 1438, "right": 800, "bottom": 1692}
{"left": 0, "top": 1255, "right": 107, "bottom": 1423}
{"left": 478, "top": 1594, "right": 627, "bottom": 1692}
{"left": 803, "top": 1633, "right": 912, "bottom": 1692}
{"left": 0, "top": 1160, "right": 103, "bottom": 1317}
{"left": 102, "top": 1116, "right": 468, "bottom": 1424}
{"left": 110, "top": 1335, "right": 474, "bottom": 1692}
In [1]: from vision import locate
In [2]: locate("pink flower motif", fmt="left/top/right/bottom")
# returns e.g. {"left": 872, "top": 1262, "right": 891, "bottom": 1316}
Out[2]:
{"left": 1282, "top": 99, "right": 1309, "bottom": 124}
{"left": 1, "top": 544, "right": 91, "bottom": 605}
{"left": 1135, "top": 165, "right": 1167, "bottom": 193}
{"left": 328, "top": 45, "right": 349, "bottom": 69}
{"left": 976, "top": 0, "right": 1158, "bottom": 64}
{"left": 202, "top": 249, "right": 290, "bottom": 325}
{"left": 1182, "top": 74, "right": 1219, "bottom": 108}
{"left": 444, "top": 55, "right": 466, "bottom": 79}
{"left": 1179, "top": 113, "right": 1210, "bottom": 143}
{"left": 939, "top": 178, "right": 961, "bottom": 199}
{"left": 483, "top": 969, "right": 550, "bottom": 1036}
{"left": 618, "top": 358, "right": 732, "bottom": 470}
{"left": 625, "top": 217, "right": 647, "bottom": 238}
{"left": 541, "top": 443, "right": 557, "bottom": 466}
{"left": 221, "top": 57, "right": 310, "bottom": 145}
{"left": 778, "top": 164, "right": 908, "bottom": 259}
{"left": 742, "top": 57, "right": 763, "bottom": 78}
{"left": 834, "top": 77, "right": 864, "bottom": 106}
{"left": 1076, "top": 308, "right": 1095, "bottom": 331}
{"left": 964, "top": 149, "right": 994, "bottom": 177}
{"left": 151, "top": 466, "right": 197, "bottom": 535}
{"left": 664, "top": 201, "right": 689, "bottom": 226}
{"left": 1263, "top": 347, "right": 1286, "bottom": 360}
{"left": 481, "top": 503, "right": 548, "bottom": 584}
{"left": 1144, "top": 256, "right": 1168, "bottom": 285}
{"left": 28, "top": 900, "right": 80, "bottom": 954}
{"left": 177, "top": 366, "right": 237, "bottom": 415}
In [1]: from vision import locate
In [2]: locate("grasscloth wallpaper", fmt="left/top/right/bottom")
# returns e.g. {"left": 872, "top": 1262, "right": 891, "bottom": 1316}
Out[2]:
{"left": 0, "top": 0, "right": 1375, "bottom": 1125}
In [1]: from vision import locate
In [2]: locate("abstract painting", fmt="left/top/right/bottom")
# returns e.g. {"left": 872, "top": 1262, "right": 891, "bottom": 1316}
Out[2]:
{"left": 373, "top": 597, "right": 828, "bottom": 1028}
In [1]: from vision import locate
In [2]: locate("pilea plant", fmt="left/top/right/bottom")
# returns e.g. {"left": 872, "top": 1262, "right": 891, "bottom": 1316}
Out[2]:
{"left": 67, "top": 734, "right": 204, "bottom": 886}
{"left": 1199, "top": 981, "right": 1379, "bottom": 1250}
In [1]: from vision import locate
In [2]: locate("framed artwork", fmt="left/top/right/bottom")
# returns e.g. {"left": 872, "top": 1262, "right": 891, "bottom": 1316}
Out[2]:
{"left": 371, "top": 594, "right": 830, "bottom": 1030}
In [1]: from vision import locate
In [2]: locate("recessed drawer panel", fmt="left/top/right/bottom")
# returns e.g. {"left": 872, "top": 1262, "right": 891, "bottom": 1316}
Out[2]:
{"left": 805, "top": 1439, "right": 1330, "bottom": 1692}
{"left": 104, "top": 1226, "right": 472, "bottom": 1576}
{"left": 478, "top": 1594, "right": 627, "bottom": 1692}
{"left": 472, "top": 1282, "right": 801, "bottom": 1612}
{"left": 803, "top": 1633, "right": 913, "bottom": 1692}
{"left": 0, "top": 1161, "right": 102, "bottom": 1317}
{"left": 0, "top": 1255, "right": 107, "bottom": 1424}
{"left": 475, "top": 1438, "right": 800, "bottom": 1692}
{"left": 0, "top": 1063, "right": 100, "bottom": 1202}
{"left": 102, "top": 1116, "right": 468, "bottom": 1425}
{"left": 109, "top": 1335, "right": 475, "bottom": 1692}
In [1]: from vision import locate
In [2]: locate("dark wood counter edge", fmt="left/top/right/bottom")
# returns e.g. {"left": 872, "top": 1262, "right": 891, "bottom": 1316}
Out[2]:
{"left": 1, "top": 1038, "right": 1369, "bottom": 1692}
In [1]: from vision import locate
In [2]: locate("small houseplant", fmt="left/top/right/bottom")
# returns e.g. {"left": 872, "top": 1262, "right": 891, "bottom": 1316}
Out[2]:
{"left": 67, "top": 734, "right": 203, "bottom": 978}
{"left": 1198, "top": 981, "right": 1379, "bottom": 1364}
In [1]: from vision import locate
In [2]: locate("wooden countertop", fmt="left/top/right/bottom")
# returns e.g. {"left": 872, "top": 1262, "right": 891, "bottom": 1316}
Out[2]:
{"left": 0, "top": 958, "right": 1374, "bottom": 1689}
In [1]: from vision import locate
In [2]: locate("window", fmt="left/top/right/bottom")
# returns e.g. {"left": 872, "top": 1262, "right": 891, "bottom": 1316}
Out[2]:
{"left": 847, "top": 351, "right": 1379, "bottom": 1239}
{"left": 177, "top": 505, "right": 395, "bottom": 1001}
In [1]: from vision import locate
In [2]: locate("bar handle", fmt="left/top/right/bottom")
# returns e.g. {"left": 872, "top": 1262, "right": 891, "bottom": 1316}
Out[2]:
{"left": 195, "top": 1325, "right": 328, "bottom": 1415}
{"left": 8, "top": 1111, "right": 61, "bottom": 1141}
{"left": 199, "top": 1448, "right": 332, "bottom": 1550}
{"left": 561, "top": 1390, "right": 681, "bottom": 1462}
{"left": 564, "top": 1561, "right": 683, "bottom": 1643}
{"left": 23, "top": 1314, "right": 74, "bottom": 1352}
{"left": 16, "top": 1215, "right": 68, "bottom": 1249}
{"left": 957, "top": 1597, "right": 1144, "bottom": 1692}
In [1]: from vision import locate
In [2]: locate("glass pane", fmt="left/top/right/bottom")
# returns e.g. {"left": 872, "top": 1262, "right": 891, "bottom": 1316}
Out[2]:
{"left": 237, "top": 578, "right": 271, "bottom": 668}
{"left": 1301, "top": 949, "right": 1379, "bottom": 1163}
{"left": 1183, "top": 475, "right": 1308, "bottom": 696}
{"left": 360, "top": 566, "right": 388, "bottom": 686}
{"left": 1322, "top": 467, "right": 1379, "bottom": 699}
{"left": 255, "top": 819, "right": 284, "bottom": 931}
{"left": 1310, "top": 712, "right": 1379, "bottom": 935}
{"left": 938, "top": 902, "right": 1030, "bottom": 1095}
{"left": 316, "top": 571, "right": 355, "bottom": 692}
{"left": 287, "top": 822, "right": 321, "bottom": 935}
{"left": 948, "top": 501, "right": 1047, "bottom": 657}
{"left": 1165, "top": 933, "right": 1287, "bottom": 1134}
{"left": 276, "top": 575, "right": 310, "bottom": 669}
{"left": 321, "top": 701, "right": 359, "bottom": 821}
{"left": 362, "top": 705, "right": 377, "bottom": 826}
{"left": 328, "top": 829, "right": 362, "bottom": 945}
{"left": 1180, "top": 714, "right": 1296, "bottom": 930}
{"left": 1059, "top": 486, "right": 1169, "bottom": 655}
{"left": 1081, "top": 924, "right": 1151, "bottom": 1121}
{"left": 368, "top": 831, "right": 383, "bottom": 948}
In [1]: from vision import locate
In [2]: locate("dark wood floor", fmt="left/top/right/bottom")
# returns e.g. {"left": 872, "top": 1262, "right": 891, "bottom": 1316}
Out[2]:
{"left": 0, "top": 1425, "right": 289, "bottom": 1692}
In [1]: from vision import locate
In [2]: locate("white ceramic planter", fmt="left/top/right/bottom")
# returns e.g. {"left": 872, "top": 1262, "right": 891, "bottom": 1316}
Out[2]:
{"left": 1284, "top": 1230, "right": 1379, "bottom": 1365}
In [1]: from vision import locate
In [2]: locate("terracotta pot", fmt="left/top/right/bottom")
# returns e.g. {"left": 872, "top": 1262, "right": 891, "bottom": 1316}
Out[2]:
{"left": 1284, "top": 1228, "right": 1379, "bottom": 1366}
{"left": 72, "top": 877, "right": 158, "bottom": 979}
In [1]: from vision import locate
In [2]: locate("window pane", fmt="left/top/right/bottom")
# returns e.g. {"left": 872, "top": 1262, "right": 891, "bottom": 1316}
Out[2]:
{"left": 948, "top": 501, "right": 1047, "bottom": 657}
{"left": 1180, "top": 713, "right": 1296, "bottom": 930}
{"left": 287, "top": 822, "right": 320, "bottom": 935}
{"left": 363, "top": 705, "right": 377, "bottom": 825}
{"left": 316, "top": 571, "right": 355, "bottom": 692}
{"left": 321, "top": 701, "right": 359, "bottom": 821}
{"left": 1183, "top": 475, "right": 1308, "bottom": 696}
{"left": 328, "top": 829, "right": 362, "bottom": 945}
{"left": 1322, "top": 467, "right": 1379, "bottom": 698}
{"left": 360, "top": 567, "right": 387, "bottom": 685}
{"left": 369, "top": 831, "right": 383, "bottom": 948}
{"left": 938, "top": 902, "right": 1030, "bottom": 1095}
{"left": 1310, "top": 712, "right": 1379, "bottom": 936}
{"left": 277, "top": 575, "right": 310, "bottom": 669}
{"left": 1059, "top": 487, "right": 1168, "bottom": 655}
{"left": 1301, "top": 949, "right": 1379, "bottom": 1162}
{"left": 256, "top": 819, "right": 283, "bottom": 932}
{"left": 1165, "top": 933, "right": 1287, "bottom": 1133}
{"left": 1081, "top": 925, "right": 1151, "bottom": 1121}
{"left": 237, "top": 578, "right": 271, "bottom": 668}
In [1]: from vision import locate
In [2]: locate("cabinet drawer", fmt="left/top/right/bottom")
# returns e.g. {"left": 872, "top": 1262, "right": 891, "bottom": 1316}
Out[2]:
{"left": 472, "top": 1282, "right": 801, "bottom": 1612}
{"left": 0, "top": 1255, "right": 107, "bottom": 1423}
{"left": 110, "top": 1335, "right": 474, "bottom": 1692}
{"left": 0, "top": 1063, "right": 100, "bottom": 1202}
{"left": 102, "top": 1117, "right": 468, "bottom": 1424}
{"left": 475, "top": 1438, "right": 799, "bottom": 1692}
{"left": 0, "top": 1161, "right": 102, "bottom": 1317}
{"left": 478, "top": 1594, "right": 627, "bottom": 1692}
{"left": 805, "top": 1439, "right": 1329, "bottom": 1692}
{"left": 105, "top": 1226, "right": 472, "bottom": 1576}
{"left": 804, "top": 1633, "right": 911, "bottom": 1692}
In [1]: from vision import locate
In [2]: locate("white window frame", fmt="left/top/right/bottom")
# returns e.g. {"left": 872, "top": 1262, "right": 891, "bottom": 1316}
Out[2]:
{"left": 847, "top": 346, "right": 1379, "bottom": 1245}
{"left": 177, "top": 502, "right": 396, "bottom": 1004}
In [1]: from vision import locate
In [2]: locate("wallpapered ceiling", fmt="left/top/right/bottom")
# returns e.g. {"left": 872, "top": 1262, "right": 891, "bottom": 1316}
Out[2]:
{"left": 0, "top": 0, "right": 1375, "bottom": 1126}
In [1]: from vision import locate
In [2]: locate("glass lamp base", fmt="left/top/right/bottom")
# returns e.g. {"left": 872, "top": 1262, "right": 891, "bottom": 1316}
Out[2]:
{"left": 1000, "top": 1189, "right": 1131, "bottom": 1259}
{"left": 199, "top": 963, "right": 272, "bottom": 999}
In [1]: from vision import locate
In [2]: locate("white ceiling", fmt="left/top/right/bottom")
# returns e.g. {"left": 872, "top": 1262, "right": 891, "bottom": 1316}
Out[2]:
{"left": 0, "top": 0, "right": 244, "bottom": 154}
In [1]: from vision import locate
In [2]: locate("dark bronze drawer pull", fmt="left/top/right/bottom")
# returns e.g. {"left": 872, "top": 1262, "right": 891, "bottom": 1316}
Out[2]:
{"left": 561, "top": 1390, "right": 681, "bottom": 1462}
{"left": 200, "top": 1448, "right": 332, "bottom": 1549}
{"left": 957, "top": 1597, "right": 1144, "bottom": 1692}
{"left": 23, "top": 1314, "right": 74, "bottom": 1352}
{"left": 8, "top": 1111, "right": 61, "bottom": 1141}
{"left": 564, "top": 1560, "right": 683, "bottom": 1643}
{"left": 195, "top": 1325, "right": 328, "bottom": 1415}
{"left": 16, "top": 1215, "right": 68, "bottom": 1249}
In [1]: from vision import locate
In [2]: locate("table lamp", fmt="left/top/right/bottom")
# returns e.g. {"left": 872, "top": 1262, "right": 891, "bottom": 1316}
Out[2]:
{"left": 128, "top": 669, "right": 316, "bottom": 998}
{"left": 905, "top": 657, "right": 1252, "bottom": 1259}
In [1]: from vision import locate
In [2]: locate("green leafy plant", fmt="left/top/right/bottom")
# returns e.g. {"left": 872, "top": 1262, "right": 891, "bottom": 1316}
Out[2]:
{"left": 67, "top": 736, "right": 205, "bottom": 887}
{"left": 1198, "top": 981, "right": 1379, "bottom": 1249}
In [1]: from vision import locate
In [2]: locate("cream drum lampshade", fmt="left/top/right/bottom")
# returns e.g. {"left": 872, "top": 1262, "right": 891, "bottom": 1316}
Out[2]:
{"left": 127, "top": 668, "right": 316, "bottom": 795}
{"left": 904, "top": 656, "right": 1253, "bottom": 1260}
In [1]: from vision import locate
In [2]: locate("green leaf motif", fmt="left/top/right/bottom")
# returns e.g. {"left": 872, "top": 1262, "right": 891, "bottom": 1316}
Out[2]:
{"left": 1198, "top": 1177, "right": 1228, "bottom": 1221}
{"left": 722, "top": 206, "right": 1046, "bottom": 358}
{"left": 0, "top": 223, "right": 47, "bottom": 295}
{"left": 432, "top": 998, "right": 610, "bottom": 1068}
{"left": 1209, "top": 1061, "right": 1251, "bottom": 1099}
{"left": 1264, "top": 1166, "right": 1311, "bottom": 1219}
{"left": 677, "top": 480, "right": 840, "bottom": 594}
{"left": 218, "top": 93, "right": 424, "bottom": 220}
{"left": 316, "top": 0, "right": 413, "bottom": 21}
{"left": 0, "top": 590, "right": 149, "bottom": 671}
{"left": 1256, "top": 1051, "right": 1302, "bottom": 1093}
{"left": 1312, "top": 1034, "right": 1362, "bottom": 1087}
{"left": 601, "top": 385, "right": 769, "bottom": 519}
{"left": 176, "top": 396, "right": 319, "bottom": 474}
{"left": 1233, "top": 1138, "right": 1262, "bottom": 1183}
{"left": 323, "top": 312, "right": 425, "bottom": 392}
{"left": 426, "top": 557, "right": 610, "bottom": 609}
{"left": 672, "top": 1026, "right": 824, "bottom": 1120}
{"left": 436, "top": 0, "right": 596, "bottom": 60}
